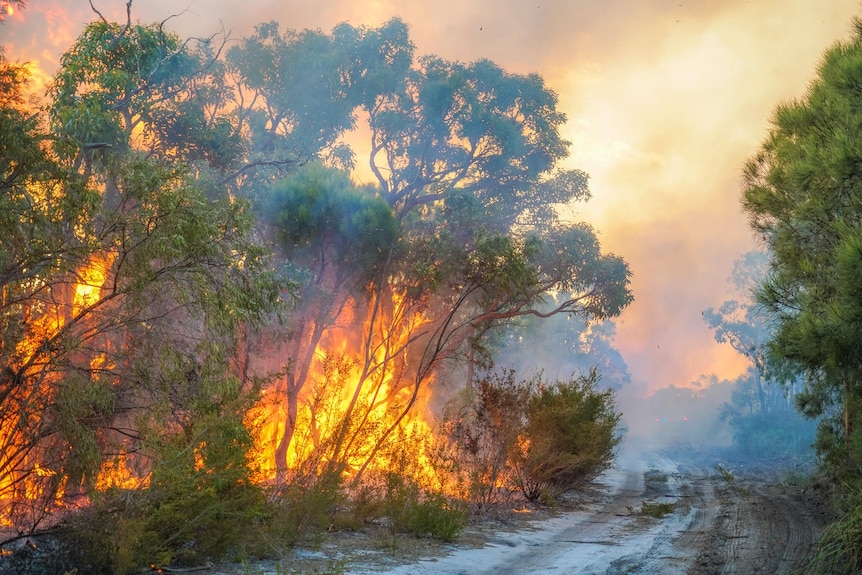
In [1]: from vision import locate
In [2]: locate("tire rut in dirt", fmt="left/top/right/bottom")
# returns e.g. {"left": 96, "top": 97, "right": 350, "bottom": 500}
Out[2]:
{"left": 687, "top": 477, "right": 825, "bottom": 575}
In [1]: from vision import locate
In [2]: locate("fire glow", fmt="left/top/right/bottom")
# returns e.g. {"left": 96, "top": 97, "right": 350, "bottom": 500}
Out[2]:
{"left": 247, "top": 288, "right": 442, "bottom": 490}
{"left": 0, "top": 252, "right": 124, "bottom": 523}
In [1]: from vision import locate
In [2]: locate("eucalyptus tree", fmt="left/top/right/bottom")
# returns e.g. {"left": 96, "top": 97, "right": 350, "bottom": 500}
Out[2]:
{"left": 229, "top": 19, "right": 633, "bottom": 478}
{"left": 0, "top": 11, "right": 282, "bottom": 535}
{"left": 703, "top": 251, "right": 772, "bottom": 416}
{"left": 225, "top": 18, "right": 414, "bottom": 191}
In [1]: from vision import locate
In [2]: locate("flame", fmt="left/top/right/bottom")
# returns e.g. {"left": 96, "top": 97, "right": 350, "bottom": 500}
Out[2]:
{"left": 33, "top": 463, "right": 56, "bottom": 477}
{"left": 73, "top": 253, "right": 111, "bottom": 313}
{"left": 249, "top": 286, "right": 443, "bottom": 492}
{"left": 95, "top": 453, "right": 148, "bottom": 491}
{"left": 1, "top": 251, "right": 116, "bottom": 526}
{"left": 194, "top": 442, "right": 207, "bottom": 472}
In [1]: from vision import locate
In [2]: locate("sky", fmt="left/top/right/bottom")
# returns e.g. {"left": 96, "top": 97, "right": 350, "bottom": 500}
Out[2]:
{"left": 2, "top": 0, "right": 860, "bottom": 397}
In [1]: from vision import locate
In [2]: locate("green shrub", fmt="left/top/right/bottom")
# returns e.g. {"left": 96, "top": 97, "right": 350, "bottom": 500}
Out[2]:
{"left": 66, "top": 408, "right": 267, "bottom": 574}
{"left": 263, "top": 465, "right": 346, "bottom": 550}
{"left": 512, "top": 368, "right": 622, "bottom": 500}
{"left": 383, "top": 472, "right": 467, "bottom": 541}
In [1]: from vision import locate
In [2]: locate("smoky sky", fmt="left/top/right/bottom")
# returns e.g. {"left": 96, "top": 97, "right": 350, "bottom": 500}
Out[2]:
{"left": 4, "top": 0, "right": 859, "bottom": 395}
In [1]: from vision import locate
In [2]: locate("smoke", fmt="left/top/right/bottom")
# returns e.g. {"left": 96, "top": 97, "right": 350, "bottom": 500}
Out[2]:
{"left": 4, "top": 0, "right": 857, "bottom": 440}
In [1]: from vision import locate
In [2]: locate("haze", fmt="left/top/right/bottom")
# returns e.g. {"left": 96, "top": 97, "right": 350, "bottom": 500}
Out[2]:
{"left": 3, "top": 0, "right": 858, "bottom": 397}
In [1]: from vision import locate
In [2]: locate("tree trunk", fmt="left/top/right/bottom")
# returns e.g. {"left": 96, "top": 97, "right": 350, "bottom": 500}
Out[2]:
{"left": 845, "top": 375, "right": 852, "bottom": 459}
{"left": 274, "top": 375, "right": 299, "bottom": 480}
{"left": 753, "top": 367, "right": 767, "bottom": 417}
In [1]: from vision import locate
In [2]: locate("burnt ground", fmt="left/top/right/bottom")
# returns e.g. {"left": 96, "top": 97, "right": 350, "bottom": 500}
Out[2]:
{"left": 0, "top": 448, "right": 835, "bottom": 575}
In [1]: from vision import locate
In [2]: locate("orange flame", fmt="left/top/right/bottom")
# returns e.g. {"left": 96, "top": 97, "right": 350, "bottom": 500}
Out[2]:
{"left": 248, "top": 287, "right": 443, "bottom": 491}
{"left": 73, "top": 253, "right": 111, "bottom": 313}
{"left": 95, "top": 453, "right": 148, "bottom": 491}
{"left": 1, "top": 251, "right": 117, "bottom": 526}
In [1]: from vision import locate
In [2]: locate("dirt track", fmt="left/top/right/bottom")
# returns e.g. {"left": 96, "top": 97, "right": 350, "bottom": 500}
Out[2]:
{"left": 215, "top": 450, "right": 832, "bottom": 575}
{"left": 358, "top": 451, "right": 832, "bottom": 575}
{"left": 682, "top": 461, "right": 831, "bottom": 575}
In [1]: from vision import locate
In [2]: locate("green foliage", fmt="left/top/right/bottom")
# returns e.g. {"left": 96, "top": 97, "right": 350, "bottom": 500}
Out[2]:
{"left": 720, "top": 403, "right": 817, "bottom": 459}
{"left": 805, "top": 479, "right": 862, "bottom": 575}
{"left": 513, "top": 369, "right": 622, "bottom": 500}
{"left": 368, "top": 56, "right": 577, "bottom": 224}
{"left": 264, "top": 467, "right": 346, "bottom": 550}
{"left": 742, "top": 18, "right": 862, "bottom": 472}
{"left": 49, "top": 18, "right": 240, "bottom": 173}
{"left": 265, "top": 163, "right": 399, "bottom": 283}
{"left": 442, "top": 370, "right": 622, "bottom": 505}
{"left": 67, "top": 400, "right": 267, "bottom": 574}
{"left": 226, "top": 22, "right": 367, "bottom": 173}
{"left": 382, "top": 473, "right": 467, "bottom": 542}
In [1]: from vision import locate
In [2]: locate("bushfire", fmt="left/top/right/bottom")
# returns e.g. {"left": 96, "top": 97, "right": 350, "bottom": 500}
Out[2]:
{"left": 1, "top": 260, "right": 446, "bottom": 530}
{"left": 247, "top": 288, "right": 442, "bottom": 490}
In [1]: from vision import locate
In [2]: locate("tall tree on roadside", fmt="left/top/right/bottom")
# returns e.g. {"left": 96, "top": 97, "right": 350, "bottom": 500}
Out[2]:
{"left": 742, "top": 18, "right": 862, "bottom": 471}
{"left": 703, "top": 251, "right": 814, "bottom": 456}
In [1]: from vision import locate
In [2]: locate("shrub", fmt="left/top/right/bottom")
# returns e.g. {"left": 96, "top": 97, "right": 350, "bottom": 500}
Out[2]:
{"left": 262, "top": 465, "right": 346, "bottom": 550}
{"left": 438, "top": 373, "right": 527, "bottom": 509}
{"left": 383, "top": 472, "right": 467, "bottom": 541}
{"left": 511, "top": 368, "right": 622, "bottom": 501}
{"left": 441, "top": 369, "right": 623, "bottom": 505}
{"left": 65, "top": 408, "right": 267, "bottom": 574}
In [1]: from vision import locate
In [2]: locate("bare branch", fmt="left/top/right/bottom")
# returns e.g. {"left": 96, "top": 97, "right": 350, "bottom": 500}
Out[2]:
{"left": 220, "top": 157, "right": 304, "bottom": 184}
{"left": 88, "top": 0, "right": 109, "bottom": 24}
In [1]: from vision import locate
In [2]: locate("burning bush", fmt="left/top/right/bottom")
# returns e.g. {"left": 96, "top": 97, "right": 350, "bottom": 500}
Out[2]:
{"left": 60, "top": 401, "right": 267, "bottom": 574}
{"left": 512, "top": 368, "right": 622, "bottom": 500}
{"left": 442, "top": 369, "right": 622, "bottom": 506}
{"left": 439, "top": 373, "right": 526, "bottom": 509}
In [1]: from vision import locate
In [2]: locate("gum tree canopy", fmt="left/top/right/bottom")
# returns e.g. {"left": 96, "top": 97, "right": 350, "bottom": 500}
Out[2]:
{"left": 227, "top": 19, "right": 633, "bottom": 475}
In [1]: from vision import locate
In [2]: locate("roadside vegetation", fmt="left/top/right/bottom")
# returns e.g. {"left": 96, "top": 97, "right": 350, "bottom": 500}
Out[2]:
{"left": 739, "top": 16, "right": 862, "bottom": 574}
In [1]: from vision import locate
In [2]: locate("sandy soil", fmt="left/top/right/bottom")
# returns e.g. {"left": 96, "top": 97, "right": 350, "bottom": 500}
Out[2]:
{"left": 224, "top": 447, "right": 833, "bottom": 575}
